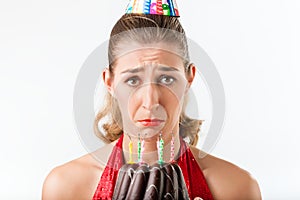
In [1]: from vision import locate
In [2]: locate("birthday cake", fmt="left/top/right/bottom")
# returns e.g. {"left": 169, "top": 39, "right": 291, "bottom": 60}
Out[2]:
{"left": 112, "top": 162, "right": 189, "bottom": 199}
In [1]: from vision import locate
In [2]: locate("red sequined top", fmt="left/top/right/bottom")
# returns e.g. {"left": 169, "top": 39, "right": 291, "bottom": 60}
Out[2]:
{"left": 92, "top": 134, "right": 214, "bottom": 200}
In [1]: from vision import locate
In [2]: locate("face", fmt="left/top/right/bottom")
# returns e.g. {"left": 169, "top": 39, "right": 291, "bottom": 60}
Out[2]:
{"left": 104, "top": 45, "right": 194, "bottom": 140}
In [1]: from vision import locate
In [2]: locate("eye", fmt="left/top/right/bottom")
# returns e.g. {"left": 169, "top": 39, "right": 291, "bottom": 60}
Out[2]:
{"left": 125, "top": 76, "right": 141, "bottom": 87}
{"left": 158, "top": 75, "right": 176, "bottom": 85}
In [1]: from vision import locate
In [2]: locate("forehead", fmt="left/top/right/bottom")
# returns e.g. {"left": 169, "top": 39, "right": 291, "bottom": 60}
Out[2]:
{"left": 113, "top": 47, "right": 185, "bottom": 73}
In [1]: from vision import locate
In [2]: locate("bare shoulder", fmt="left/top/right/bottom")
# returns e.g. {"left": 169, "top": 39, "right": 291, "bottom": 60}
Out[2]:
{"left": 190, "top": 146, "right": 262, "bottom": 200}
{"left": 42, "top": 141, "right": 116, "bottom": 200}
{"left": 42, "top": 153, "right": 102, "bottom": 200}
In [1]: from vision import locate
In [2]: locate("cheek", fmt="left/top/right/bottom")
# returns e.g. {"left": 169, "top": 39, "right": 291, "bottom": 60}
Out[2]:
{"left": 160, "top": 86, "right": 185, "bottom": 117}
{"left": 114, "top": 85, "right": 134, "bottom": 118}
{"left": 116, "top": 86, "right": 142, "bottom": 120}
{"left": 127, "top": 92, "right": 139, "bottom": 117}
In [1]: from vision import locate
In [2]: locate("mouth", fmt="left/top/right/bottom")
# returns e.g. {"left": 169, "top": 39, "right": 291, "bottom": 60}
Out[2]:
{"left": 137, "top": 119, "right": 165, "bottom": 127}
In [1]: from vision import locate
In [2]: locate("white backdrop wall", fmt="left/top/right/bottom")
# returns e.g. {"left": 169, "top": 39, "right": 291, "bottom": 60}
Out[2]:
{"left": 0, "top": 0, "right": 299, "bottom": 199}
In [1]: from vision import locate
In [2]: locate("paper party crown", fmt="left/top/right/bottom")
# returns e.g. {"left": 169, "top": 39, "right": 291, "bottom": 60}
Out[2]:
{"left": 125, "top": 0, "right": 180, "bottom": 17}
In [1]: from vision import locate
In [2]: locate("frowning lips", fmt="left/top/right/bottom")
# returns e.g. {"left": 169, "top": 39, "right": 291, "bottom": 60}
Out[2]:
{"left": 137, "top": 119, "right": 165, "bottom": 127}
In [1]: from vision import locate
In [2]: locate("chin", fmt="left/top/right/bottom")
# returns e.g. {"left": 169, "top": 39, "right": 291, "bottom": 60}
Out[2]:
{"left": 138, "top": 128, "right": 163, "bottom": 140}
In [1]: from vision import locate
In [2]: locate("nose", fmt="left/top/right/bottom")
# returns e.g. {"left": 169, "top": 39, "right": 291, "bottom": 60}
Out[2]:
{"left": 141, "top": 83, "right": 160, "bottom": 111}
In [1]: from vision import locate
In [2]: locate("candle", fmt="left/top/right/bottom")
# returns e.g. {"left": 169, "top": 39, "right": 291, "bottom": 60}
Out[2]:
{"left": 128, "top": 140, "right": 134, "bottom": 164}
{"left": 157, "top": 136, "right": 160, "bottom": 161}
{"left": 141, "top": 138, "right": 145, "bottom": 163}
{"left": 158, "top": 132, "right": 164, "bottom": 164}
{"left": 137, "top": 135, "right": 141, "bottom": 163}
{"left": 170, "top": 132, "right": 175, "bottom": 162}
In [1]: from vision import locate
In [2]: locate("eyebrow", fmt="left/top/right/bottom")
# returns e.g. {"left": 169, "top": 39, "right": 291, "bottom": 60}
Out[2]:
{"left": 121, "top": 65, "right": 179, "bottom": 74}
{"left": 121, "top": 66, "right": 144, "bottom": 74}
{"left": 158, "top": 66, "right": 180, "bottom": 72}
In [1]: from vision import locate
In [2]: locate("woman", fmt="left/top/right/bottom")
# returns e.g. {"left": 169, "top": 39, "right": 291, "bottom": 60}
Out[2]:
{"left": 42, "top": 3, "right": 261, "bottom": 200}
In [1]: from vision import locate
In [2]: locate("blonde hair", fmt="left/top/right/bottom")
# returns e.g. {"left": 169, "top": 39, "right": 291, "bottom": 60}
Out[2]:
{"left": 94, "top": 14, "right": 202, "bottom": 146}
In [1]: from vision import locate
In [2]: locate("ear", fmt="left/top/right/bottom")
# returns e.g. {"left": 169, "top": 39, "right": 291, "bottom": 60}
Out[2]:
{"left": 187, "top": 63, "right": 196, "bottom": 84}
{"left": 185, "top": 63, "right": 196, "bottom": 93}
{"left": 102, "top": 68, "right": 114, "bottom": 95}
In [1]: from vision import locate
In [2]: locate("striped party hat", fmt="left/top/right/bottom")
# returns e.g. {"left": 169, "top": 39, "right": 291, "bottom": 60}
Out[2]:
{"left": 125, "top": 0, "right": 180, "bottom": 17}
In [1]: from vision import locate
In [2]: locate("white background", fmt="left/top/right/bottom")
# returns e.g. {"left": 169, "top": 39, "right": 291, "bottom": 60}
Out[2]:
{"left": 1, "top": 0, "right": 299, "bottom": 199}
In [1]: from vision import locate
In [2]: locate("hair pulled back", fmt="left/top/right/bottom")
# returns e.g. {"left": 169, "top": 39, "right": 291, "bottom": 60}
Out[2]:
{"left": 94, "top": 14, "right": 202, "bottom": 146}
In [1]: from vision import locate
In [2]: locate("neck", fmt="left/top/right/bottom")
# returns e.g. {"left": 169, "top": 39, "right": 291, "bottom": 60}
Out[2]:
{"left": 122, "top": 125, "right": 181, "bottom": 165}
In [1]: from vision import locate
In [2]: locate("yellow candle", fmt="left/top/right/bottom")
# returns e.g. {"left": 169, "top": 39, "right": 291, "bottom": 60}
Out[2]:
{"left": 128, "top": 140, "right": 133, "bottom": 164}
